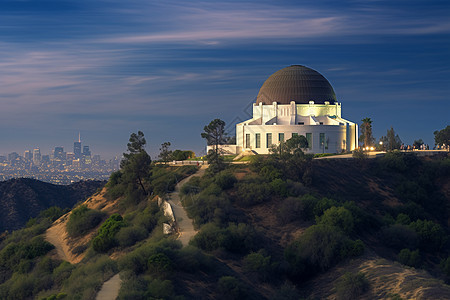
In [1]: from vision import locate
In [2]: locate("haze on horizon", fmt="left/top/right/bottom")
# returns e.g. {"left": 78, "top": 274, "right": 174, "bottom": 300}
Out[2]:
{"left": 0, "top": 0, "right": 449, "bottom": 158}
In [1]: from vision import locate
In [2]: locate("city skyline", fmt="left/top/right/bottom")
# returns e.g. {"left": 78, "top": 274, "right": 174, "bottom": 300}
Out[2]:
{"left": 0, "top": 0, "right": 449, "bottom": 158}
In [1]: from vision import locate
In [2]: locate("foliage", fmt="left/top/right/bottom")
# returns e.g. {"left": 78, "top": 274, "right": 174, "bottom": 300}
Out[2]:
{"left": 360, "top": 117, "right": 375, "bottom": 147}
{"left": 66, "top": 205, "right": 104, "bottom": 237}
{"left": 191, "top": 223, "right": 261, "bottom": 254}
{"left": 201, "top": 118, "right": 227, "bottom": 154}
{"left": 92, "top": 214, "right": 126, "bottom": 252}
{"left": 236, "top": 181, "right": 273, "bottom": 207}
{"left": 214, "top": 170, "right": 237, "bottom": 190}
{"left": 434, "top": 125, "right": 450, "bottom": 146}
{"left": 285, "top": 225, "right": 364, "bottom": 278}
{"left": 116, "top": 226, "right": 148, "bottom": 248}
{"left": 398, "top": 248, "right": 421, "bottom": 268}
{"left": 380, "top": 127, "right": 402, "bottom": 151}
{"left": 217, "top": 276, "right": 247, "bottom": 300}
{"left": 409, "top": 219, "right": 446, "bottom": 252}
{"left": 243, "top": 250, "right": 275, "bottom": 282}
{"left": 277, "top": 197, "right": 304, "bottom": 224}
{"left": 335, "top": 272, "right": 369, "bottom": 300}
{"left": 440, "top": 256, "right": 450, "bottom": 277}
{"left": 158, "top": 142, "right": 172, "bottom": 163}
{"left": 316, "top": 206, "right": 354, "bottom": 234}
{"left": 171, "top": 149, "right": 195, "bottom": 161}
{"left": 148, "top": 253, "right": 173, "bottom": 278}
{"left": 381, "top": 224, "right": 418, "bottom": 250}
{"left": 352, "top": 148, "right": 368, "bottom": 160}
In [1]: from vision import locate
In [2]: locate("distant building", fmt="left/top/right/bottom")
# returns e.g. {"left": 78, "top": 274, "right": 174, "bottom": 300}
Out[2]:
{"left": 226, "top": 65, "right": 358, "bottom": 154}
{"left": 83, "top": 146, "right": 91, "bottom": 157}
{"left": 8, "top": 152, "right": 19, "bottom": 162}
{"left": 54, "top": 147, "right": 64, "bottom": 160}
{"left": 24, "top": 150, "right": 32, "bottom": 161}
{"left": 33, "top": 148, "right": 41, "bottom": 165}
{"left": 74, "top": 141, "right": 81, "bottom": 159}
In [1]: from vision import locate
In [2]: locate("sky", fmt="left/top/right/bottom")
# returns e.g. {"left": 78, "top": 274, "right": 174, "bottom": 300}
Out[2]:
{"left": 0, "top": 0, "right": 449, "bottom": 159}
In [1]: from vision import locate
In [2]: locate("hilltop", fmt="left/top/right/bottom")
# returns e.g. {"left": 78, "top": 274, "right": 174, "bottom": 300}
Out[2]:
{"left": 0, "top": 151, "right": 449, "bottom": 299}
{"left": 0, "top": 178, "right": 105, "bottom": 232}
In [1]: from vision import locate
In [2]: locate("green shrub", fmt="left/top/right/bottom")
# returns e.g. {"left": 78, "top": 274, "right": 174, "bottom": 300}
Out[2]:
{"left": 273, "top": 282, "right": 300, "bottom": 300}
{"left": 316, "top": 206, "right": 354, "bottom": 234}
{"left": 277, "top": 197, "right": 304, "bottom": 224}
{"left": 66, "top": 205, "right": 104, "bottom": 237}
{"left": 39, "top": 206, "right": 69, "bottom": 222}
{"left": 409, "top": 219, "right": 446, "bottom": 251}
{"left": 214, "top": 171, "right": 237, "bottom": 190}
{"left": 148, "top": 253, "right": 173, "bottom": 278}
{"left": 398, "top": 249, "right": 421, "bottom": 268}
{"left": 299, "top": 194, "right": 319, "bottom": 220}
{"left": 285, "top": 225, "right": 362, "bottom": 278}
{"left": 217, "top": 276, "right": 247, "bottom": 300}
{"left": 381, "top": 224, "right": 418, "bottom": 250}
{"left": 116, "top": 226, "right": 148, "bottom": 248}
{"left": 440, "top": 256, "right": 450, "bottom": 276}
{"left": 335, "top": 272, "right": 369, "bottom": 300}
{"left": 236, "top": 181, "right": 273, "bottom": 206}
{"left": 271, "top": 178, "right": 288, "bottom": 197}
{"left": 243, "top": 250, "right": 274, "bottom": 281}
{"left": 313, "top": 197, "right": 339, "bottom": 217}
{"left": 396, "top": 213, "right": 411, "bottom": 225}
{"left": 147, "top": 278, "right": 176, "bottom": 299}
{"left": 92, "top": 214, "right": 126, "bottom": 252}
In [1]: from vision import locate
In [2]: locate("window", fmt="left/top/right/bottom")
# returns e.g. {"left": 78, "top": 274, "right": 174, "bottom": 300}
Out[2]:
{"left": 319, "top": 133, "right": 325, "bottom": 149}
{"left": 245, "top": 134, "right": 250, "bottom": 148}
{"left": 255, "top": 133, "right": 261, "bottom": 148}
{"left": 319, "top": 122, "right": 324, "bottom": 125}
{"left": 266, "top": 133, "right": 272, "bottom": 148}
{"left": 279, "top": 133, "right": 285, "bottom": 142}
{"left": 306, "top": 133, "right": 312, "bottom": 149}
{"left": 319, "top": 133, "right": 328, "bottom": 150}
{"left": 298, "top": 122, "right": 304, "bottom": 125}
{"left": 292, "top": 132, "right": 298, "bottom": 138}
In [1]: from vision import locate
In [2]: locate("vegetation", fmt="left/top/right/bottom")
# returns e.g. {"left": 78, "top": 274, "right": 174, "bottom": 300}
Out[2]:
{"left": 380, "top": 126, "right": 402, "bottom": 150}
{"left": 360, "top": 117, "right": 374, "bottom": 147}
{"left": 434, "top": 125, "right": 450, "bottom": 147}
{"left": 335, "top": 272, "right": 369, "bottom": 300}
{"left": 66, "top": 205, "right": 104, "bottom": 237}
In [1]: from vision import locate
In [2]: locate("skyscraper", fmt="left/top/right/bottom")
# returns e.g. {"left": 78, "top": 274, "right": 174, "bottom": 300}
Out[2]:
{"left": 83, "top": 146, "right": 91, "bottom": 157}
{"left": 33, "top": 148, "right": 41, "bottom": 165}
{"left": 54, "top": 147, "right": 64, "bottom": 160}
{"left": 74, "top": 132, "right": 81, "bottom": 159}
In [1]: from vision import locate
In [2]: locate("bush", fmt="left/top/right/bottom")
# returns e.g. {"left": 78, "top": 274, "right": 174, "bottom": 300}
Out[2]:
{"left": 271, "top": 178, "right": 288, "bottom": 197}
{"left": 66, "top": 205, "right": 104, "bottom": 237}
{"left": 409, "top": 219, "right": 446, "bottom": 251}
{"left": 191, "top": 223, "right": 261, "bottom": 254}
{"left": 316, "top": 206, "right": 354, "bottom": 234}
{"left": 217, "top": 276, "right": 247, "bottom": 300}
{"left": 92, "top": 214, "right": 126, "bottom": 252}
{"left": 398, "top": 249, "right": 421, "bottom": 268}
{"left": 335, "top": 272, "right": 369, "bottom": 300}
{"left": 214, "top": 171, "right": 237, "bottom": 190}
{"left": 299, "top": 194, "right": 319, "bottom": 220}
{"left": 116, "top": 226, "right": 148, "bottom": 248}
{"left": 313, "top": 197, "right": 339, "bottom": 217}
{"left": 148, "top": 253, "right": 173, "bottom": 278}
{"left": 236, "top": 181, "right": 273, "bottom": 206}
{"left": 243, "top": 250, "right": 274, "bottom": 281}
{"left": 381, "top": 224, "right": 418, "bottom": 250}
{"left": 285, "top": 225, "right": 362, "bottom": 278}
{"left": 440, "top": 256, "right": 450, "bottom": 276}
{"left": 277, "top": 197, "right": 304, "bottom": 224}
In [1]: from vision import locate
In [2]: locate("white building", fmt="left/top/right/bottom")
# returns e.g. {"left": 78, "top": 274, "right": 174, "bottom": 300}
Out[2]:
{"left": 231, "top": 65, "right": 358, "bottom": 154}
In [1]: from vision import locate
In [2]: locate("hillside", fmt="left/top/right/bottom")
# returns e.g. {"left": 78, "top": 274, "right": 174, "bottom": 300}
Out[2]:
{"left": 0, "top": 178, "right": 105, "bottom": 232}
{"left": 0, "top": 152, "right": 449, "bottom": 300}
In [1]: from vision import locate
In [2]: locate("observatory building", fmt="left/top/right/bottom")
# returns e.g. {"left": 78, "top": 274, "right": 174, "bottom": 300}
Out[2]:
{"left": 234, "top": 65, "right": 358, "bottom": 154}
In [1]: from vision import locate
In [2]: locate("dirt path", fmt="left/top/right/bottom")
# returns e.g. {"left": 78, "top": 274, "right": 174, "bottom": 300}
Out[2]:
{"left": 96, "top": 274, "right": 121, "bottom": 300}
{"left": 168, "top": 165, "right": 207, "bottom": 246}
{"left": 45, "top": 213, "right": 81, "bottom": 264}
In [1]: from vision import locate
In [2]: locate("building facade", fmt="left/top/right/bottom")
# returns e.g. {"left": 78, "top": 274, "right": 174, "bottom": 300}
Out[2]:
{"left": 235, "top": 65, "right": 358, "bottom": 154}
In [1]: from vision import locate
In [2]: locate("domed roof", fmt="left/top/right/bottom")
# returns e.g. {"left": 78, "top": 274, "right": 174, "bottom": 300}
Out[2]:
{"left": 256, "top": 65, "right": 337, "bottom": 105}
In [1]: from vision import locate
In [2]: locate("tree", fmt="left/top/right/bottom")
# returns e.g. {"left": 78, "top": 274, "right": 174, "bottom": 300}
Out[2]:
{"left": 158, "top": 142, "right": 172, "bottom": 163}
{"left": 201, "top": 119, "right": 227, "bottom": 156}
{"left": 380, "top": 127, "right": 402, "bottom": 151}
{"left": 285, "top": 135, "right": 309, "bottom": 155}
{"left": 413, "top": 139, "right": 424, "bottom": 149}
{"left": 434, "top": 125, "right": 450, "bottom": 147}
{"left": 360, "top": 118, "right": 374, "bottom": 147}
{"left": 121, "top": 131, "right": 151, "bottom": 195}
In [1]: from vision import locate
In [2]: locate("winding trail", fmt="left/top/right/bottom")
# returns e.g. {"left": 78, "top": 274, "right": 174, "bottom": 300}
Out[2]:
{"left": 168, "top": 165, "right": 207, "bottom": 246}
{"left": 96, "top": 274, "right": 121, "bottom": 300}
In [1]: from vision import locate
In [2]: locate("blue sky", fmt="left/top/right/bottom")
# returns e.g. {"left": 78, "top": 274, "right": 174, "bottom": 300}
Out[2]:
{"left": 0, "top": 0, "right": 449, "bottom": 158}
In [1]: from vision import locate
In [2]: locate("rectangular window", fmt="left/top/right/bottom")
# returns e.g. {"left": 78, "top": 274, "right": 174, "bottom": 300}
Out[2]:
{"left": 320, "top": 122, "right": 324, "bottom": 125}
{"left": 292, "top": 132, "right": 298, "bottom": 138}
{"left": 320, "top": 133, "right": 325, "bottom": 150}
{"left": 279, "top": 133, "right": 285, "bottom": 142}
{"left": 245, "top": 134, "right": 250, "bottom": 148}
{"left": 298, "top": 122, "right": 304, "bottom": 125}
{"left": 306, "top": 133, "right": 312, "bottom": 149}
{"left": 266, "top": 133, "right": 272, "bottom": 148}
{"left": 255, "top": 133, "right": 261, "bottom": 148}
